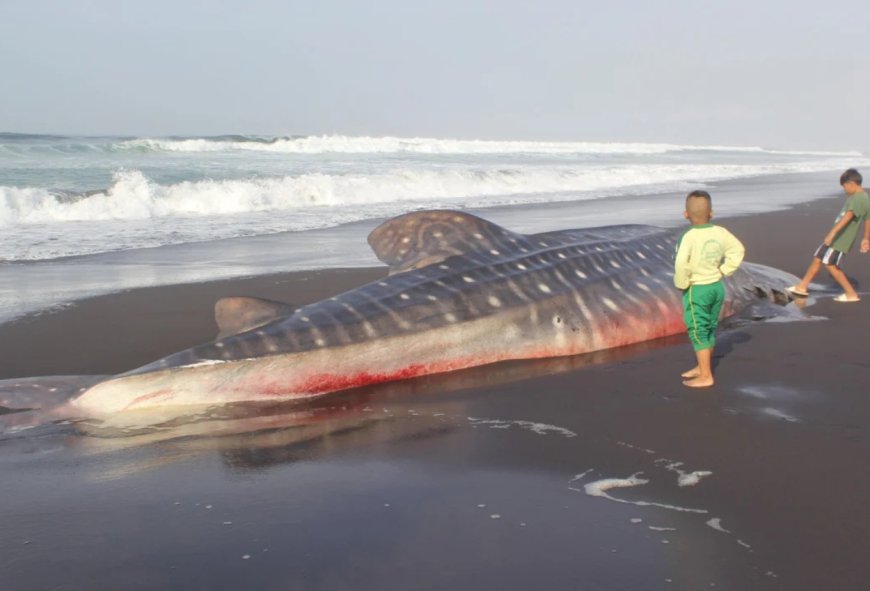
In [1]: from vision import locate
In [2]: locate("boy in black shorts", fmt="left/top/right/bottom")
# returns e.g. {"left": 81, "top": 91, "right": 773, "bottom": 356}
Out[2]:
{"left": 787, "top": 169, "right": 869, "bottom": 303}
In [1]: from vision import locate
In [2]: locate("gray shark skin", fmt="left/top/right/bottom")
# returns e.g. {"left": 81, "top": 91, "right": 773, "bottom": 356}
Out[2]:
{"left": 71, "top": 210, "right": 798, "bottom": 416}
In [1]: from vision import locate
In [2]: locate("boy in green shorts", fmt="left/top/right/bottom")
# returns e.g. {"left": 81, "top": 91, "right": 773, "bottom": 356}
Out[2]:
{"left": 674, "top": 190, "right": 746, "bottom": 388}
{"left": 787, "top": 169, "right": 869, "bottom": 302}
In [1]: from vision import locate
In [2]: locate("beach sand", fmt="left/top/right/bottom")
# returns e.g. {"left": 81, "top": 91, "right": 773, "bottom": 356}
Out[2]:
{"left": 2, "top": 194, "right": 870, "bottom": 590}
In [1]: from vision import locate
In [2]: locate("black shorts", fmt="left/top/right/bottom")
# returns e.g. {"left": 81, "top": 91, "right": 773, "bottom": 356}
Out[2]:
{"left": 814, "top": 244, "right": 844, "bottom": 267}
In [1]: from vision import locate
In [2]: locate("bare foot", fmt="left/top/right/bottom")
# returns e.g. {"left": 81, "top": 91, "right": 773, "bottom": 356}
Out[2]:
{"left": 681, "top": 367, "right": 700, "bottom": 379}
{"left": 682, "top": 376, "right": 715, "bottom": 388}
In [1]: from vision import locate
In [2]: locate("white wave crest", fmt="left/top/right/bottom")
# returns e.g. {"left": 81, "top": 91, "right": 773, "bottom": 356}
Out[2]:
{"left": 115, "top": 135, "right": 862, "bottom": 157}
{"left": 0, "top": 159, "right": 858, "bottom": 229}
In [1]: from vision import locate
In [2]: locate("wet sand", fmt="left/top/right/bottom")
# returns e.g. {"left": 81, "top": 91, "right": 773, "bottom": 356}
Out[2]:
{"left": 2, "top": 194, "right": 870, "bottom": 590}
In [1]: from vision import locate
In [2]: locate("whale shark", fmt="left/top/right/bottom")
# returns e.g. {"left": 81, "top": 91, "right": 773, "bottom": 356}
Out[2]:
{"left": 65, "top": 210, "right": 798, "bottom": 417}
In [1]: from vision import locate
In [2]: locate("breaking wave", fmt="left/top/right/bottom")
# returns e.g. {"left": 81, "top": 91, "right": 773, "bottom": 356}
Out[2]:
{"left": 0, "top": 160, "right": 851, "bottom": 228}
{"left": 114, "top": 135, "right": 861, "bottom": 157}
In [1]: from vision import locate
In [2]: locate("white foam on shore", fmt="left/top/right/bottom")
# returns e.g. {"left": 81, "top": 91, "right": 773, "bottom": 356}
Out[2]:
{"left": 467, "top": 417, "right": 577, "bottom": 438}
{"left": 656, "top": 459, "right": 714, "bottom": 487}
{"left": 617, "top": 441, "right": 657, "bottom": 454}
{"left": 706, "top": 518, "right": 732, "bottom": 534}
{"left": 760, "top": 407, "right": 800, "bottom": 422}
{"left": 570, "top": 471, "right": 708, "bottom": 514}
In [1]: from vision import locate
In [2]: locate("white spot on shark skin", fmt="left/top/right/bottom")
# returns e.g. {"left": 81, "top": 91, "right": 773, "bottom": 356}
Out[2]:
{"left": 315, "top": 339, "right": 326, "bottom": 347}
{"left": 301, "top": 316, "right": 311, "bottom": 322}
{"left": 473, "top": 232, "right": 484, "bottom": 239}
{"left": 557, "top": 253, "right": 567, "bottom": 259}
{"left": 538, "top": 284, "right": 552, "bottom": 294}
{"left": 602, "top": 297, "right": 619, "bottom": 311}
{"left": 401, "top": 237, "right": 411, "bottom": 244}
{"left": 636, "top": 251, "right": 647, "bottom": 259}
{"left": 517, "top": 263, "right": 527, "bottom": 270}
{"left": 463, "top": 276, "right": 476, "bottom": 283}
{"left": 426, "top": 295, "right": 438, "bottom": 301}
{"left": 609, "top": 280, "right": 624, "bottom": 291}
{"left": 378, "top": 282, "right": 388, "bottom": 287}
{"left": 636, "top": 282, "right": 651, "bottom": 292}
{"left": 575, "top": 269, "right": 587, "bottom": 279}
{"left": 488, "top": 296, "right": 502, "bottom": 307}
{"left": 490, "top": 249, "right": 500, "bottom": 255}
{"left": 503, "top": 324, "right": 522, "bottom": 340}
{"left": 610, "top": 260, "right": 621, "bottom": 268}
{"left": 400, "top": 293, "right": 411, "bottom": 300}
{"left": 439, "top": 264, "right": 450, "bottom": 270}
{"left": 445, "top": 313, "right": 457, "bottom": 323}
{"left": 649, "top": 526, "right": 677, "bottom": 532}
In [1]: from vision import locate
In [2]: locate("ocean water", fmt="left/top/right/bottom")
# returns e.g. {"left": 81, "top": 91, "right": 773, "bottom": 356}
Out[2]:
{"left": 0, "top": 132, "right": 867, "bottom": 323}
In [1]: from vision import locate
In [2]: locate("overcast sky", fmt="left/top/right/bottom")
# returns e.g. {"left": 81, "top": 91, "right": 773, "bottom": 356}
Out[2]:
{"left": 1, "top": 0, "right": 867, "bottom": 150}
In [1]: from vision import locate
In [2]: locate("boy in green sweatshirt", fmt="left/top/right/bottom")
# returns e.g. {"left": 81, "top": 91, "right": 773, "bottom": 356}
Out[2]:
{"left": 674, "top": 190, "right": 746, "bottom": 388}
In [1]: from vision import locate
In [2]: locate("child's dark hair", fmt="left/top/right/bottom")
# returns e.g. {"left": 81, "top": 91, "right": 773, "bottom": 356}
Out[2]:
{"left": 686, "top": 189, "right": 712, "bottom": 205}
{"left": 840, "top": 169, "right": 862, "bottom": 186}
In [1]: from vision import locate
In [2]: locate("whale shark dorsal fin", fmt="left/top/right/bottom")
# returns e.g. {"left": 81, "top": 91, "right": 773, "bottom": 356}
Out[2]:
{"left": 214, "top": 297, "right": 295, "bottom": 339}
{"left": 367, "top": 210, "right": 520, "bottom": 274}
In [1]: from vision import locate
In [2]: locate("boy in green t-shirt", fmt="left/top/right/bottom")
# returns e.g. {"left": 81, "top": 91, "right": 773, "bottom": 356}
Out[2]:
{"left": 787, "top": 169, "right": 870, "bottom": 303}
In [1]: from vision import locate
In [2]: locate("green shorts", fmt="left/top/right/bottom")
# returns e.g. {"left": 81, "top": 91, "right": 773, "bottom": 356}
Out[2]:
{"left": 682, "top": 281, "right": 725, "bottom": 351}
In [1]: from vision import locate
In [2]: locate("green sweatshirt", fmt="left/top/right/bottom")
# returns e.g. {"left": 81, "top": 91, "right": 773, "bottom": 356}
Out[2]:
{"left": 673, "top": 223, "right": 745, "bottom": 290}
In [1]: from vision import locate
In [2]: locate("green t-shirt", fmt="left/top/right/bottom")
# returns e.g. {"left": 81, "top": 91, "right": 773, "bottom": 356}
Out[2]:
{"left": 832, "top": 191, "right": 870, "bottom": 252}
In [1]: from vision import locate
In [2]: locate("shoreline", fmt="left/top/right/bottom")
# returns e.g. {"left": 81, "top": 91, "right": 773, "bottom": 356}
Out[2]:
{"left": 0, "top": 170, "right": 844, "bottom": 326}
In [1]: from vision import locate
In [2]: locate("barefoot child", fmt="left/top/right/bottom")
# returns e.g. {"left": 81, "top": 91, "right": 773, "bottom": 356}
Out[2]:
{"left": 787, "top": 169, "right": 869, "bottom": 302}
{"left": 674, "top": 190, "right": 745, "bottom": 388}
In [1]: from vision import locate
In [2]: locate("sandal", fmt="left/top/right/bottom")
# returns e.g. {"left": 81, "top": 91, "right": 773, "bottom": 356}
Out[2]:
{"left": 833, "top": 294, "right": 860, "bottom": 303}
{"left": 786, "top": 285, "right": 809, "bottom": 297}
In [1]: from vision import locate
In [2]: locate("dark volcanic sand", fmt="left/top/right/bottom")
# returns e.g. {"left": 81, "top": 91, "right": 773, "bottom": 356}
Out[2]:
{"left": 2, "top": 195, "right": 870, "bottom": 590}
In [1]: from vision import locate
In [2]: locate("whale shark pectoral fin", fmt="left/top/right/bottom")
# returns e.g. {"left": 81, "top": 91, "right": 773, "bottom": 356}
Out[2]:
{"left": 214, "top": 297, "right": 296, "bottom": 339}
{"left": 771, "top": 289, "right": 792, "bottom": 306}
{"left": 367, "top": 209, "right": 522, "bottom": 274}
{"left": 743, "top": 285, "right": 792, "bottom": 306}
{"left": 743, "top": 285, "right": 769, "bottom": 299}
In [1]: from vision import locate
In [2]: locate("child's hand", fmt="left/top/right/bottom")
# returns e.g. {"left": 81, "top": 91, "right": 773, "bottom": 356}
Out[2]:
{"left": 862, "top": 239, "right": 870, "bottom": 254}
{"left": 824, "top": 232, "right": 835, "bottom": 246}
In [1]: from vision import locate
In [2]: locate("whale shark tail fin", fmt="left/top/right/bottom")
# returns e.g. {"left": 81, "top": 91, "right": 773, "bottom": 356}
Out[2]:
{"left": 214, "top": 297, "right": 296, "bottom": 339}
{"left": 367, "top": 210, "right": 522, "bottom": 274}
